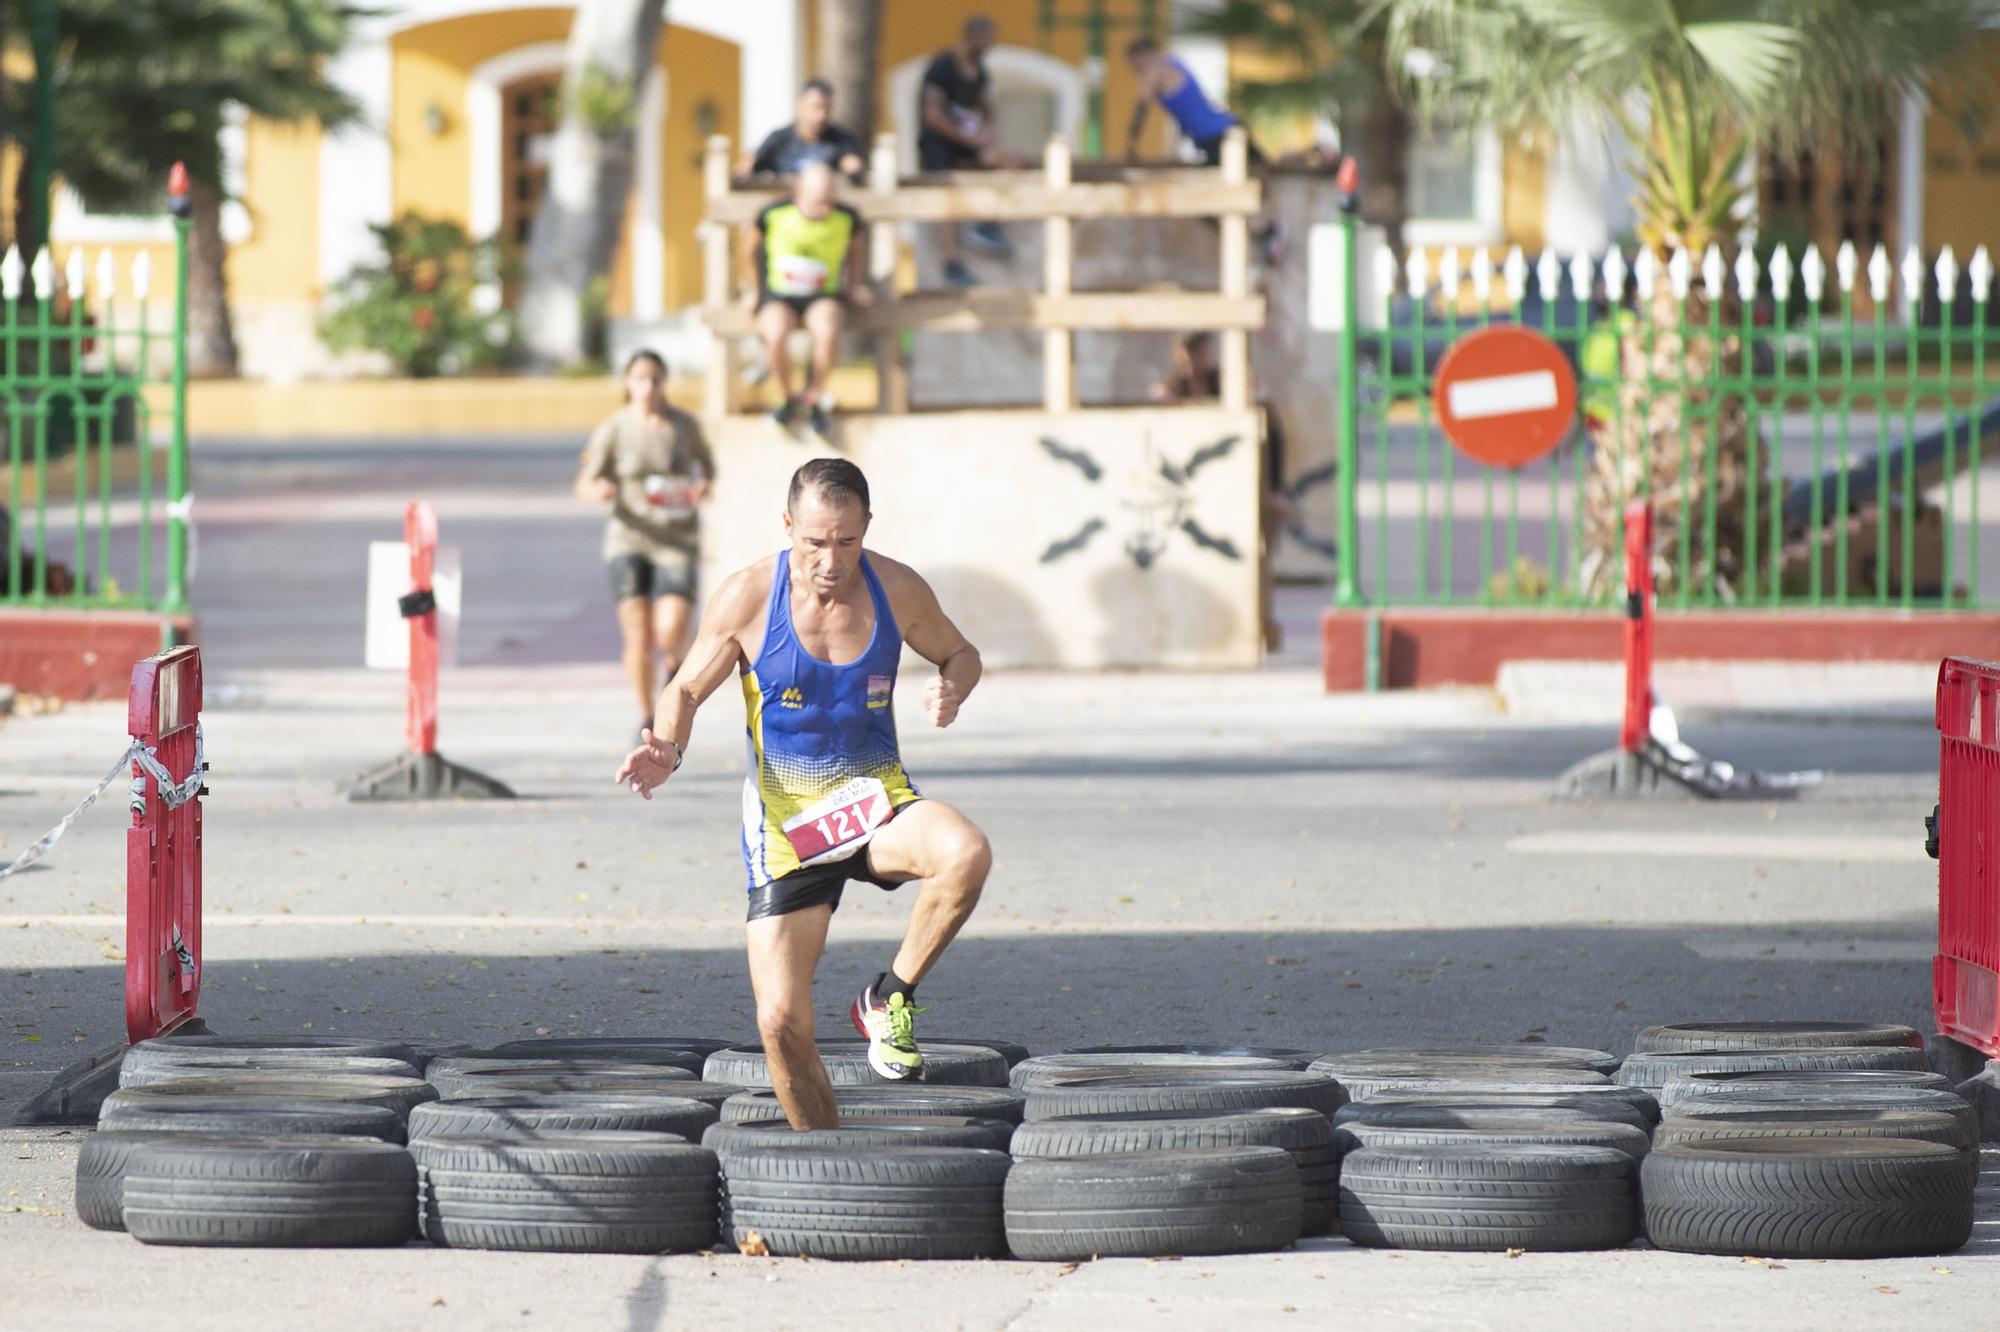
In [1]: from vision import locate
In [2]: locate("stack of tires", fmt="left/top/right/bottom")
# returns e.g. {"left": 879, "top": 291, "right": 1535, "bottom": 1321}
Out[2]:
{"left": 1628, "top": 1022, "right": 1979, "bottom": 1258}
{"left": 1316, "top": 1044, "right": 1647, "bottom": 1251}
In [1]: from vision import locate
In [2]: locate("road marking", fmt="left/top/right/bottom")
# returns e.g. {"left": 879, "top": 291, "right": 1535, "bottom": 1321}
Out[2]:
{"left": 1506, "top": 831, "right": 1927, "bottom": 863}
{"left": 1446, "top": 370, "right": 1559, "bottom": 421}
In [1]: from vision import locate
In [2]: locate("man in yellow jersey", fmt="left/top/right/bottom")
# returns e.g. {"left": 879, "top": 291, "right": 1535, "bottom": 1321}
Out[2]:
{"left": 742, "top": 162, "right": 870, "bottom": 440}
{"left": 614, "top": 459, "right": 989, "bottom": 1129}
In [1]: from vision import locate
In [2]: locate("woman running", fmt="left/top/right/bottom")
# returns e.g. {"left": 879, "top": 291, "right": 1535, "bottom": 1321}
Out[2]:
{"left": 574, "top": 350, "right": 717, "bottom": 738}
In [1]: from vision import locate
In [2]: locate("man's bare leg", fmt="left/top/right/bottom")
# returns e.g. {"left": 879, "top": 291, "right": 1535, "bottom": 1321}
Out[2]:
{"left": 803, "top": 299, "right": 845, "bottom": 403}
{"left": 866, "top": 800, "right": 992, "bottom": 986}
{"left": 746, "top": 905, "right": 840, "bottom": 1129}
{"left": 757, "top": 302, "right": 799, "bottom": 403}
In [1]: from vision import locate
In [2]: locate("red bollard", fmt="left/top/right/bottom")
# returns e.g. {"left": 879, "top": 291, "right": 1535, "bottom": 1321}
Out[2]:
{"left": 404, "top": 501, "right": 440, "bottom": 757}
{"left": 1933, "top": 657, "right": 2000, "bottom": 1059}
{"left": 125, "top": 646, "right": 205, "bottom": 1043}
{"left": 1618, "top": 501, "right": 1655, "bottom": 755}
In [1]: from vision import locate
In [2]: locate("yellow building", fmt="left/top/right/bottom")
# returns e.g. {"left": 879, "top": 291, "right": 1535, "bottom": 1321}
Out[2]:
{"left": 36, "top": 3, "right": 2000, "bottom": 381}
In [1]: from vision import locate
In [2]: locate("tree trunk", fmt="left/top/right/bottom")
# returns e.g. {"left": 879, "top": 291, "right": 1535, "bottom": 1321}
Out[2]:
{"left": 518, "top": 0, "right": 666, "bottom": 369}
{"left": 185, "top": 177, "right": 240, "bottom": 378}
{"left": 1580, "top": 279, "right": 1749, "bottom": 602}
{"left": 1347, "top": 98, "right": 1408, "bottom": 257}
{"left": 816, "top": 0, "right": 881, "bottom": 146}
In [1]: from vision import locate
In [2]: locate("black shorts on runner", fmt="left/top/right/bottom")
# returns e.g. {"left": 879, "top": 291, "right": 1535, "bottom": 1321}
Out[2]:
{"left": 608, "top": 552, "right": 696, "bottom": 603}
{"left": 918, "top": 136, "right": 980, "bottom": 173}
{"left": 1193, "top": 132, "right": 1267, "bottom": 167}
{"left": 746, "top": 844, "right": 906, "bottom": 922}
{"left": 758, "top": 290, "right": 842, "bottom": 320}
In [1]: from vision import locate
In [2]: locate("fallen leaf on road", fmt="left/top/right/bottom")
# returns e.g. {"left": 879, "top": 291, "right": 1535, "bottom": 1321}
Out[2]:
{"left": 1876, "top": 1287, "right": 1899, "bottom": 1295}
{"left": 1504, "top": 1248, "right": 1525, "bottom": 1259}
{"left": 430, "top": 1299, "right": 446, "bottom": 1309}
{"left": 1933, "top": 1267, "right": 1951, "bottom": 1276}
{"left": 738, "top": 1230, "right": 770, "bottom": 1257}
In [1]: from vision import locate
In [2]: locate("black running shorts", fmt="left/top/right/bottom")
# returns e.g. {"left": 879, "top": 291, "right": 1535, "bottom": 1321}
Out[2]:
{"left": 745, "top": 810, "right": 922, "bottom": 922}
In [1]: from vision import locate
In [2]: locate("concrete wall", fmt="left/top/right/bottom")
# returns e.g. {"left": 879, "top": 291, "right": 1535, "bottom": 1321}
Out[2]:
{"left": 701, "top": 407, "right": 1263, "bottom": 669}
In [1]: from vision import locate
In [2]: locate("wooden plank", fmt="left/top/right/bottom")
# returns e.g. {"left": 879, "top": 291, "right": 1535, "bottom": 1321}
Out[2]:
{"left": 701, "top": 291, "right": 1265, "bottom": 338}
{"left": 1043, "top": 139, "right": 1075, "bottom": 414}
{"left": 1218, "top": 129, "right": 1252, "bottom": 411}
{"left": 704, "top": 178, "right": 1262, "bottom": 226}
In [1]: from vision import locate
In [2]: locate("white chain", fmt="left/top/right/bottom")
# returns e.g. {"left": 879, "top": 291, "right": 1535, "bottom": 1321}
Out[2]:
{"left": 0, "top": 724, "right": 207, "bottom": 881}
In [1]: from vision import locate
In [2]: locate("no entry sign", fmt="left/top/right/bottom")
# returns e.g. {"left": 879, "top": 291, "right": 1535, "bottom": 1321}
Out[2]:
{"left": 1431, "top": 326, "right": 1579, "bottom": 468}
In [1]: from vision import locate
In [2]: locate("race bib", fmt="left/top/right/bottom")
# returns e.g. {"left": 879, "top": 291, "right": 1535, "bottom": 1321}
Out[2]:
{"left": 643, "top": 473, "right": 695, "bottom": 517}
{"left": 771, "top": 254, "right": 830, "bottom": 297}
{"left": 782, "top": 776, "right": 891, "bottom": 867}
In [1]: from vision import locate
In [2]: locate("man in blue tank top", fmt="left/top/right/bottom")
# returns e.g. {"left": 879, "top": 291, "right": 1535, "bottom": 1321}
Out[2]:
{"left": 1123, "top": 35, "right": 1265, "bottom": 166}
{"left": 615, "top": 459, "right": 989, "bottom": 1129}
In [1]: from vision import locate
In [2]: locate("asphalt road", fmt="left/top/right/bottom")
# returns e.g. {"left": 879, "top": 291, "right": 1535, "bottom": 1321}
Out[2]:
{"left": 0, "top": 431, "right": 1991, "bottom": 1328}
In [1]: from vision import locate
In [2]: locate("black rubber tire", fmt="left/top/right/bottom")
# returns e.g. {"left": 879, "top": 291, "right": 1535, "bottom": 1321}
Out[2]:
{"left": 440, "top": 1071, "right": 731, "bottom": 1104}
{"left": 1335, "top": 1117, "right": 1652, "bottom": 1161}
{"left": 1338, "top": 1144, "right": 1638, "bottom": 1252}
{"left": 415, "top": 1134, "right": 718, "bottom": 1253}
{"left": 704, "top": 1115, "right": 1013, "bottom": 1156}
{"left": 439, "top": 1047, "right": 707, "bottom": 1076}
{"left": 1058, "top": 1045, "right": 1321, "bottom": 1070}
{"left": 1012, "top": 1053, "right": 1296, "bottom": 1090}
{"left": 1634, "top": 1022, "right": 1923, "bottom": 1055}
{"left": 1338, "top": 1084, "right": 1661, "bottom": 1127}
{"left": 489, "top": 1035, "right": 740, "bottom": 1063}
{"left": 720, "top": 1085, "right": 1027, "bottom": 1126}
{"left": 121, "top": 1035, "right": 422, "bottom": 1082}
{"left": 1335, "top": 1094, "right": 1646, "bottom": 1132}
{"left": 1616, "top": 1046, "right": 1932, "bottom": 1090}
{"left": 410, "top": 1094, "right": 720, "bottom": 1142}
{"left": 1655, "top": 1108, "right": 1975, "bottom": 1153}
{"left": 920, "top": 1037, "right": 1033, "bottom": 1068}
{"left": 1013, "top": 1108, "right": 1337, "bottom": 1235}
{"left": 118, "top": 1054, "right": 423, "bottom": 1089}
{"left": 704, "top": 1041, "right": 1010, "bottom": 1089}
{"left": 1333, "top": 1046, "right": 1621, "bottom": 1076}
{"left": 1642, "top": 1137, "right": 1977, "bottom": 1258}
{"left": 1005, "top": 1147, "right": 1302, "bottom": 1260}
{"left": 120, "top": 1136, "right": 417, "bottom": 1247}
{"left": 97, "top": 1094, "right": 409, "bottom": 1144}
{"left": 76, "top": 1131, "right": 249, "bottom": 1231}
{"left": 102, "top": 1074, "right": 438, "bottom": 1121}
{"left": 722, "top": 1145, "right": 1011, "bottom": 1259}
{"left": 1672, "top": 1086, "right": 1978, "bottom": 1141}
{"left": 428, "top": 1060, "right": 698, "bottom": 1098}
{"left": 1661, "top": 1068, "right": 1953, "bottom": 1112}
{"left": 1022, "top": 1069, "right": 1344, "bottom": 1121}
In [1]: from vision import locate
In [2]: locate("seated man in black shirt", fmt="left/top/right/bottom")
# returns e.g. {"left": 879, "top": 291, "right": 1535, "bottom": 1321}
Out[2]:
{"left": 739, "top": 79, "right": 865, "bottom": 182}
{"left": 917, "top": 14, "right": 1020, "bottom": 286}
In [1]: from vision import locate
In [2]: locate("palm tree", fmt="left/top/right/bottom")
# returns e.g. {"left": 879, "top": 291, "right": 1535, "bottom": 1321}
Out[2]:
{"left": 18, "top": 0, "right": 365, "bottom": 378}
{"left": 517, "top": 0, "right": 666, "bottom": 369}
{"left": 1369, "top": 0, "right": 1999, "bottom": 599}
{"left": 817, "top": 0, "right": 882, "bottom": 148}
{"left": 1181, "top": 0, "right": 1410, "bottom": 252}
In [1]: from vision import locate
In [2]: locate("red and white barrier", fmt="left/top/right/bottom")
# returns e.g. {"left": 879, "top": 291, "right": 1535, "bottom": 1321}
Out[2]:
{"left": 124, "top": 645, "right": 206, "bottom": 1042}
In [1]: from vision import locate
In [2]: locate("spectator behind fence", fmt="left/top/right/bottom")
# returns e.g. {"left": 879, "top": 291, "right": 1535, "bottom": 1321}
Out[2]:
{"left": 1150, "top": 332, "right": 1289, "bottom": 652}
{"left": 742, "top": 161, "right": 870, "bottom": 442}
{"left": 739, "top": 79, "right": 865, "bottom": 182}
{"left": 917, "top": 14, "right": 1020, "bottom": 287}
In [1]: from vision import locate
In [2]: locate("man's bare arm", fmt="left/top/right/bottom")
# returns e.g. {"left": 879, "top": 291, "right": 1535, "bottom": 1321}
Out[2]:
{"left": 922, "top": 86, "right": 977, "bottom": 148}
{"left": 879, "top": 557, "right": 981, "bottom": 725}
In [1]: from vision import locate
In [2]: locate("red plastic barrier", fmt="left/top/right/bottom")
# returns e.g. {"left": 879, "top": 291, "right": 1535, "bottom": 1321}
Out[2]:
{"left": 1619, "top": 501, "right": 1655, "bottom": 754}
{"left": 405, "top": 501, "right": 439, "bottom": 756}
{"left": 1935, "top": 657, "right": 2000, "bottom": 1058}
{"left": 125, "top": 646, "right": 204, "bottom": 1043}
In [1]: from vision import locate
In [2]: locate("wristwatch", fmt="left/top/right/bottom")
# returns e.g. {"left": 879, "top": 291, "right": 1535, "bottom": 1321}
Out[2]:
{"left": 662, "top": 736, "right": 685, "bottom": 772}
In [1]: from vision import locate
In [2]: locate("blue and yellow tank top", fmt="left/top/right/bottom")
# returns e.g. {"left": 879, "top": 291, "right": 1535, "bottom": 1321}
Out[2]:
{"left": 739, "top": 552, "right": 920, "bottom": 888}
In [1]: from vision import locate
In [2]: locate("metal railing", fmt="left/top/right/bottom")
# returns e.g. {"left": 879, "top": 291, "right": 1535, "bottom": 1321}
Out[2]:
{"left": 1330, "top": 212, "right": 2000, "bottom": 613}
{"left": 2, "top": 214, "right": 190, "bottom": 614}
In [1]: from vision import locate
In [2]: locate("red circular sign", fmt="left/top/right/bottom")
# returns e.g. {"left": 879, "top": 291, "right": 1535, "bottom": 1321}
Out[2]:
{"left": 1430, "top": 326, "right": 1579, "bottom": 469}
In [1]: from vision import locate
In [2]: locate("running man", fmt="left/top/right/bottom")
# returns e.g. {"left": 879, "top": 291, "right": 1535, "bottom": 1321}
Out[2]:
{"left": 742, "top": 162, "right": 870, "bottom": 440}
{"left": 614, "top": 459, "right": 989, "bottom": 1130}
{"left": 1123, "top": 35, "right": 1264, "bottom": 166}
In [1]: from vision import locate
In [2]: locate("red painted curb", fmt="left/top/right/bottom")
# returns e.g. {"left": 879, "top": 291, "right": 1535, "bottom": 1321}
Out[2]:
{"left": 0, "top": 610, "right": 198, "bottom": 702}
{"left": 1321, "top": 608, "right": 2000, "bottom": 691}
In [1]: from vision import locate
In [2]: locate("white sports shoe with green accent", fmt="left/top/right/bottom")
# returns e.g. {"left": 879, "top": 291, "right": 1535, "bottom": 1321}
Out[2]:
{"left": 850, "top": 981, "right": 929, "bottom": 1081}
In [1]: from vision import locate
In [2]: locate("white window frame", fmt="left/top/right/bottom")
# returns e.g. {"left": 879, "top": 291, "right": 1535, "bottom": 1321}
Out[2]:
{"left": 1403, "top": 122, "right": 1504, "bottom": 248}
{"left": 53, "top": 105, "right": 253, "bottom": 245}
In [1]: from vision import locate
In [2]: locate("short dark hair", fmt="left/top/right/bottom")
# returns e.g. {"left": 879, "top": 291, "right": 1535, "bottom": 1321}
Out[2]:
{"left": 801, "top": 78, "right": 834, "bottom": 100}
{"left": 623, "top": 348, "right": 667, "bottom": 375}
{"left": 788, "top": 457, "right": 870, "bottom": 517}
{"left": 964, "top": 14, "right": 996, "bottom": 40}
{"left": 1126, "top": 34, "right": 1160, "bottom": 58}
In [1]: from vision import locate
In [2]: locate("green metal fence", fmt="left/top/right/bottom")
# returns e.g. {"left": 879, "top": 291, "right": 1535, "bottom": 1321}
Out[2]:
{"left": 1330, "top": 211, "right": 2000, "bottom": 614}
{"left": 1, "top": 218, "right": 190, "bottom": 614}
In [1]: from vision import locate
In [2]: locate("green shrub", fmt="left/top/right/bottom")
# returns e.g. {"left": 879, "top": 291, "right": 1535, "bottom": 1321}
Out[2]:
{"left": 319, "top": 213, "right": 515, "bottom": 377}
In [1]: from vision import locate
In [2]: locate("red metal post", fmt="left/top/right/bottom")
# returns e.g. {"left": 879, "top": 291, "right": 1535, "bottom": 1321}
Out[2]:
{"left": 1934, "top": 656, "right": 2000, "bottom": 1058}
{"left": 124, "top": 645, "right": 203, "bottom": 1043}
{"left": 1619, "top": 501, "right": 1655, "bottom": 754}
{"left": 405, "top": 501, "right": 439, "bottom": 756}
